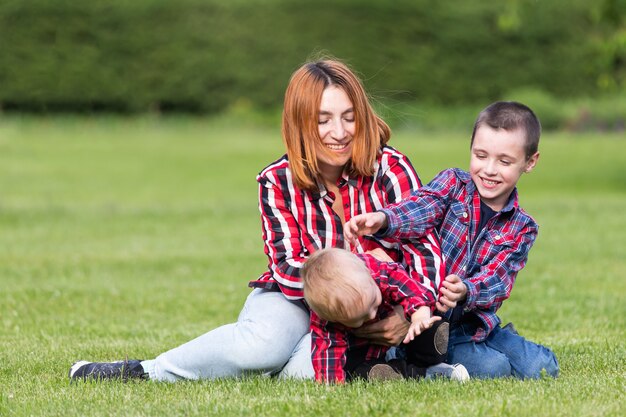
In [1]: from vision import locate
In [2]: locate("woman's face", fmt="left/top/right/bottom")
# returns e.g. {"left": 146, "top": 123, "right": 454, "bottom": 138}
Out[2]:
{"left": 315, "top": 85, "right": 356, "bottom": 174}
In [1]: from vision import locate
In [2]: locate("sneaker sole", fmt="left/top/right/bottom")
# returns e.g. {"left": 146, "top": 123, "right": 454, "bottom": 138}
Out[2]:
{"left": 69, "top": 360, "right": 91, "bottom": 379}
{"left": 367, "top": 364, "right": 403, "bottom": 381}
{"left": 451, "top": 364, "right": 470, "bottom": 382}
{"left": 434, "top": 321, "right": 449, "bottom": 355}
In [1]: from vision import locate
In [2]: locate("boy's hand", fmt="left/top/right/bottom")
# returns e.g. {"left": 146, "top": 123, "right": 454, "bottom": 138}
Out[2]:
{"left": 403, "top": 315, "right": 441, "bottom": 344}
{"left": 436, "top": 274, "right": 467, "bottom": 313}
{"left": 344, "top": 212, "right": 387, "bottom": 244}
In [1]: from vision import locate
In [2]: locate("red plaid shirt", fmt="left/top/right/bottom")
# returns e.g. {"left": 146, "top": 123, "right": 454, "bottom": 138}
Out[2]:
{"left": 380, "top": 168, "right": 538, "bottom": 341}
{"left": 310, "top": 253, "right": 434, "bottom": 383}
{"left": 249, "top": 146, "right": 444, "bottom": 301}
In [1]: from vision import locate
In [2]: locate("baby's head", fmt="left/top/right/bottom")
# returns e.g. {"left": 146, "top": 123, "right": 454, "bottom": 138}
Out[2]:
{"left": 302, "top": 248, "right": 381, "bottom": 328}
{"left": 469, "top": 101, "right": 541, "bottom": 211}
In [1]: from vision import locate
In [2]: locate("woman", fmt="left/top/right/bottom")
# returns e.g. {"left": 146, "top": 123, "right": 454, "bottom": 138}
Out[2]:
{"left": 69, "top": 59, "right": 448, "bottom": 382}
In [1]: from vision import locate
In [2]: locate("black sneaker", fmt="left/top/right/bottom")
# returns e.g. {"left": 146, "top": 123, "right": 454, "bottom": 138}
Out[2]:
{"left": 366, "top": 363, "right": 404, "bottom": 381}
{"left": 349, "top": 360, "right": 404, "bottom": 381}
{"left": 405, "top": 319, "right": 449, "bottom": 366}
{"left": 433, "top": 321, "right": 449, "bottom": 355}
{"left": 69, "top": 359, "right": 148, "bottom": 381}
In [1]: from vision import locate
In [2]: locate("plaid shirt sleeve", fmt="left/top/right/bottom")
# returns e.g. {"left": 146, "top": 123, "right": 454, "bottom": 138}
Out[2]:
{"left": 381, "top": 169, "right": 456, "bottom": 240}
{"left": 310, "top": 312, "right": 349, "bottom": 384}
{"left": 257, "top": 165, "right": 307, "bottom": 299}
{"left": 464, "top": 222, "right": 538, "bottom": 311}
{"left": 371, "top": 256, "right": 435, "bottom": 316}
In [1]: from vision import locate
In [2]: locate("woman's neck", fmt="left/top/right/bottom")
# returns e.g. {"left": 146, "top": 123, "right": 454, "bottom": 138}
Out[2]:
{"left": 318, "top": 163, "right": 345, "bottom": 189}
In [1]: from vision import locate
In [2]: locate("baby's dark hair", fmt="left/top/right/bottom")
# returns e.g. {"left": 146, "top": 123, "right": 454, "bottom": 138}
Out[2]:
{"left": 471, "top": 101, "right": 541, "bottom": 159}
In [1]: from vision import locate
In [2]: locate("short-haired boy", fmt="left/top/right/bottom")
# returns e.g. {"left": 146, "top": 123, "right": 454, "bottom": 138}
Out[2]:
{"left": 344, "top": 101, "right": 559, "bottom": 378}
{"left": 301, "top": 247, "right": 469, "bottom": 383}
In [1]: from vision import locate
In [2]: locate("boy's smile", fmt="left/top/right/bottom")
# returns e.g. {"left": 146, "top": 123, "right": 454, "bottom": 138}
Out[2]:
{"left": 470, "top": 126, "right": 539, "bottom": 211}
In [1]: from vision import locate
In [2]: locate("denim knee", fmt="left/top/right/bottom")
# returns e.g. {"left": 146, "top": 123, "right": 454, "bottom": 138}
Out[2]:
{"left": 228, "top": 323, "right": 302, "bottom": 370}
{"left": 448, "top": 343, "right": 512, "bottom": 378}
{"left": 513, "top": 347, "right": 559, "bottom": 379}
{"left": 472, "top": 350, "right": 511, "bottom": 378}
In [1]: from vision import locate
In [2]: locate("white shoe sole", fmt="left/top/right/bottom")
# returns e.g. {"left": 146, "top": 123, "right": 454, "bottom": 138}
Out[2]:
{"left": 69, "top": 360, "right": 91, "bottom": 378}
{"left": 451, "top": 364, "right": 470, "bottom": 382}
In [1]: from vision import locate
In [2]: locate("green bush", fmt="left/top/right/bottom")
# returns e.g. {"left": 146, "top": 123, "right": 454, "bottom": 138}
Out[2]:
{"left": 0, "top": 0, "right": 623, "bottom": 113}
{"left": 500, "top": 88, "right": 626, "bottom": 132}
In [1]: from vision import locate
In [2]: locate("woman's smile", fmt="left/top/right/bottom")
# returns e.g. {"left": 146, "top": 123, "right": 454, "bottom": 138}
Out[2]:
{"left": 324, "top": 141, "right": 351, "bottom": 151}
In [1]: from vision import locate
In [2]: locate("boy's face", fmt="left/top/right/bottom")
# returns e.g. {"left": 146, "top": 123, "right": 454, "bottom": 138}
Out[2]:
{"left": 337, "top": 278, "right": 382, "bottom": 329}
{"left": 470, "top": 126, "right": 539, "bottom": 211}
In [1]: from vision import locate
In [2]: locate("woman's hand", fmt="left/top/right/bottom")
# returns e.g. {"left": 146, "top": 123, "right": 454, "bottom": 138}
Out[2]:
{"left": 352, "top": 305, "right": 409, "bottom": 346}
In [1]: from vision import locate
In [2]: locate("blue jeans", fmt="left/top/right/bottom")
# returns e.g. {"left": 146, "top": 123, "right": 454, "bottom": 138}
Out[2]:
{"left": 278, "top": 332, "right": 314, "bottom": 379}
{"left": 447, "top": 322, "right": 559, "bottom": 379}
{"left": 141, "top": 288, "right": 313, "bottom": 382}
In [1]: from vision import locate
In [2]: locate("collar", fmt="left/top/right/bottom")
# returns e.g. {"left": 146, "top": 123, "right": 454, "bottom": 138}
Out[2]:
{"left": 342, "top": 169, "right": 362, "bottom": 189}
{"left": 501, "top": 188, "right": 520, "bottom": 213}
{"left": 309, "top": 169, "right": 362, "bottom": 200}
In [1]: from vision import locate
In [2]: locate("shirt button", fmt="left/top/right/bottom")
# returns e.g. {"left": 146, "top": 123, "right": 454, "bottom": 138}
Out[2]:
{"left": 495, "top": 234, "right": 501, "bottom": 240}
{"left": 462, "top": 212, "right": 468, "bottom": 218}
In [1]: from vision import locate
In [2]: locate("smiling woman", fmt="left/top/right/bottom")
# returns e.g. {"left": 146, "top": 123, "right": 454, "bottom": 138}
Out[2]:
{"left": 316, "top": 86, "right": 355, "bottom": 174}
{"left": 68, "top": 58, "right": 455, "bottom": 384}
{"left": 281, "top": 60, "right": 391, "bottom": 192}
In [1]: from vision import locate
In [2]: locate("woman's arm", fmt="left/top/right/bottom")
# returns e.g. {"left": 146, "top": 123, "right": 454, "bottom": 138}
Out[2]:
{"left": 353, "top": 149, "right": 447, "bottom": 345}
{"left": 257, "top": 167, "right": 309, "bottom": 299}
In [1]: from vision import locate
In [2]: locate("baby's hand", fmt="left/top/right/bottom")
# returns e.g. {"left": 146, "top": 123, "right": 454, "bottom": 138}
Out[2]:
{"left": 403, "top": 315, "right": 441, "bottom": 344}
{"left": 344, "top": 212, "right": 386, "bottom": 244}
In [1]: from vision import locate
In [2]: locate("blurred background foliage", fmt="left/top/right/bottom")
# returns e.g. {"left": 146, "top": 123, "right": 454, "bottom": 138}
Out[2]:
{"left": 0, "top": 0, "right": 624, "bottom": 130}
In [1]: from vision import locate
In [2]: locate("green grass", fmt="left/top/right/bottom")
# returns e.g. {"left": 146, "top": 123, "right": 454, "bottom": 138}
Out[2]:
{"left": 0, "top": 116, "right": 624, "bottom": 416}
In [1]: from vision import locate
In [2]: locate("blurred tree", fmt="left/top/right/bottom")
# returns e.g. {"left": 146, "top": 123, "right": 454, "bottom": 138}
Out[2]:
{"left": 591, "top": 0, "right": 626, "bottom": 92}
{"left": 0, "top": 0, "right": 622, "bottom": 113}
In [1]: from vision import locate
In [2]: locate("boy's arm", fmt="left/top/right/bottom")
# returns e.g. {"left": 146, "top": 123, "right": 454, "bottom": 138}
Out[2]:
{"left": 344, "top": 212, "right": 387, "bottom": 244}
{"left": 463, "top": 225, "right": 538, "bottom": 311}
{"left": 344, "top": 169, "right": 455, "bottom": 243}
{"left": 379, "top": 169, "right": 461, "bottom": 240}
{"left": 310, "top": 313, "right": 349, "bottom": 384}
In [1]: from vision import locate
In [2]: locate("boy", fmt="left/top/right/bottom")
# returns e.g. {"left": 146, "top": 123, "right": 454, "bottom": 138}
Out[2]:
{"left": 301, "top": 247, "right": 469, "bottom": 383}
{"left": 344, "top": 101, "right": 559, "bottom": 379}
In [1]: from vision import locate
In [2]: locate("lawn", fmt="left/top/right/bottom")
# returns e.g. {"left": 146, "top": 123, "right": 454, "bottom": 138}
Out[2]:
{"left": 0, "top": 116, "right": 624, "bottom": 416}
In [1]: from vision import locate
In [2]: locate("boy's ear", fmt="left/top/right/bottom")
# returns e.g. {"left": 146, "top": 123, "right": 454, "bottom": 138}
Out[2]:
{"left": 524, "top": 152, "right": 540, "bottom": 173}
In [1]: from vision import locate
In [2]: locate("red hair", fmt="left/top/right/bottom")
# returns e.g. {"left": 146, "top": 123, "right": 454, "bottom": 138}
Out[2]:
{"left": 282, "top": 60, "right": 391, "bottom": 191}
